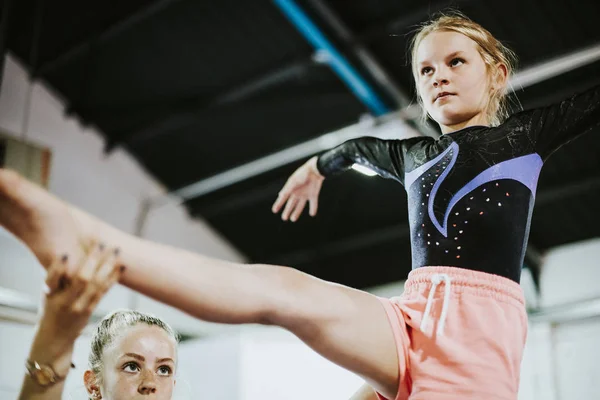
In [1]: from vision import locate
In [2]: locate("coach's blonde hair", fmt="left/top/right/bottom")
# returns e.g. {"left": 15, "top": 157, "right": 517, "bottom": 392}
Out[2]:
{"left": 88, "top": 310, "right": 179, "bottom": 387}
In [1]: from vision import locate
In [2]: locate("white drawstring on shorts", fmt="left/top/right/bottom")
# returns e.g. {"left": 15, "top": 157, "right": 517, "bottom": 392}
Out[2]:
{"left": 420, "top": 273, "right": 452, "bottom": 336}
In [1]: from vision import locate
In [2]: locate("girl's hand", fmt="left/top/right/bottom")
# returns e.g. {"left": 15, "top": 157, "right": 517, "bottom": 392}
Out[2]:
{"left": 271, "top": 156, "right": 325, "bottom": 222}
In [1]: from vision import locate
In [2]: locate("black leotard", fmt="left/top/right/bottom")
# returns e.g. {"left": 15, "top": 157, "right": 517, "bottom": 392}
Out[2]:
{"left": 317, "top": 84, "right": 600, "bottom": 282}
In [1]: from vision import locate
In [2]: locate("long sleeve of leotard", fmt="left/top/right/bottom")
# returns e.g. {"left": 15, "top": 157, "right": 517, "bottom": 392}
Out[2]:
{"left": 511, "top": 83, "right": 600, "bottom": 159}
{"left": 316, "top": 136, "right": 416, "bottom": 183}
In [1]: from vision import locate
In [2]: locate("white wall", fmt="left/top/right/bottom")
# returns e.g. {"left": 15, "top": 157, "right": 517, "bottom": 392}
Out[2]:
{"left": 539, "top": 238, "right": 600, "bottom": 308}
{"left": 518, "top": 238, "right": 600, "bottom": 400}
{"left": 177, "top": 333, "right": 243, "bottom": 400}
{"left": 552, "top": 316, "right": 600, "bottom": 399}
{"left": 518, "top": 322, "right": 557, "bottom": 400}
{"left": 0, "top": 54, "right": 247, "bottom": 336}
{"left": 0, "top": 322, "right": 36, "bottom": 399}
{"left": 239, "top": 327, "right": 363, "bottom": 400}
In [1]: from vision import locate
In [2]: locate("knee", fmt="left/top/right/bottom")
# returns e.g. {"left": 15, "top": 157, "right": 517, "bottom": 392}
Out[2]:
{"left": 253, "top": 265, "right": 326, "bottom": 336}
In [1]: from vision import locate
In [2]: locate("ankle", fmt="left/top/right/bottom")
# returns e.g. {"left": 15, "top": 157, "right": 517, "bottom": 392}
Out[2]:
{"left": 0, "top": 169, "right": 24, "bottom": 196}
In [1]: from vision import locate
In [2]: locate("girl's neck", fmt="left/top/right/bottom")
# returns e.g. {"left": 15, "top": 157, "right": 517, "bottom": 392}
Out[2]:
{"left": 440, "top": 113, "right": 490, "bottom": 134}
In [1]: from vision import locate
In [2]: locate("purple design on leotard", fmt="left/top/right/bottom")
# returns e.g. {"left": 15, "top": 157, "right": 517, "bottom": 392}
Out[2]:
{"left": 429, "top": 153, "right": 543, "bottom": 237}
{"left": 405, "top": 142, "right": 544, "bottom": 237}
{"left": 404, "top": 143, "right": 456, "bottom": 189}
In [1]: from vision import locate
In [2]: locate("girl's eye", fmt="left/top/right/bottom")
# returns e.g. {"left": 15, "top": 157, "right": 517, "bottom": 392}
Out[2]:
{"left": 158, "top": 366, "right": 172, "bottom": 376}
{"left": 123, "top": 362, "right": 140, "bottom": 372}
{"left": 421, "top": 66, "right": 433, "bottom": 75}
{"left": 450, "top": 58, "right": 464, "bottom": 67}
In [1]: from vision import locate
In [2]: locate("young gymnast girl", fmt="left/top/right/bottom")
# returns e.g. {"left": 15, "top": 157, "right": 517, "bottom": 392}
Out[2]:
{"left": 1, "top": 12, "right": 598, "bottom": 400}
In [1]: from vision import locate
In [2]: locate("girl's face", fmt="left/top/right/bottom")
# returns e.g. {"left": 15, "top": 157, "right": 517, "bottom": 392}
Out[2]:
{"left": 88, "top": 324, "right": 178, "bottom": 400}
{"left": 416, "top": 30, "right": 499, "bottom": 133}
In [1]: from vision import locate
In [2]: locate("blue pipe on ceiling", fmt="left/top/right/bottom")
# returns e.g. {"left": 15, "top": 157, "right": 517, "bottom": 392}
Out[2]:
{"left": 273, "top": 0, "right": 390, "bottom": 116}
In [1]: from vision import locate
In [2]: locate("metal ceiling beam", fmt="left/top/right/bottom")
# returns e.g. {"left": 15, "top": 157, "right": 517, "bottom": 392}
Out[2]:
{"left": 150, "top": 110, "right": 421, "bottom": 208}
{"left": 0, "top": 286, "right": 115, "bottom": 330}
{"left": 0, "top": 287, "right": 37, "bottom": 315}
{"left": 273, "top": 0, "right": 390, "bottom": 116}
{"left": 305, "top": 0, "right": 408, "bottom": 106}
{"left": 303, "top": 0, "right": 438, "bottom": 138}
{"left": 509, "top": 42, "right": 600, "bottom": 91}
{"left": 529, "top": 296, "right": 600, "bottom": 323}
{"left": 35, "top": 0, "right": 181, "bottom": 76}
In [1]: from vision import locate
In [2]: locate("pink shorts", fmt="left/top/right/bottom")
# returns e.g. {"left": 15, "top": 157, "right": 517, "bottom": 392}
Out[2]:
{"left": 377, "top": 266, "right": 528, "bottom": 400}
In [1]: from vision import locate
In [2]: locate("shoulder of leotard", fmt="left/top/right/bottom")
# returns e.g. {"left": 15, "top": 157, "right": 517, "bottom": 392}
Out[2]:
{"left": 503, "top": 105, "right": 540, "bottom": 124}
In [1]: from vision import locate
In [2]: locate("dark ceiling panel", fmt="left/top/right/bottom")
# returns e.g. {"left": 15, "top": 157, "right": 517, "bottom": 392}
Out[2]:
{"left": 531, "top": 186, "right": 600, "bottom": 250}
{"left": 8, "top": 0, "right": 153, "bottom": 67}
{"left": 324, "top": 0, "right": 427, "bottom": 33}
{"left": 41, "top": 0, "right": 314, "bottom": 110}
{"left": 293, "top": 238, "right": 414, "bottom": 289}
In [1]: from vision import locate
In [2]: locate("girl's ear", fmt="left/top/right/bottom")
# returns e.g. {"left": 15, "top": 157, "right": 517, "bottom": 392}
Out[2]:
{"left": 493, "top": 63, "right": 508, "bottom": 91}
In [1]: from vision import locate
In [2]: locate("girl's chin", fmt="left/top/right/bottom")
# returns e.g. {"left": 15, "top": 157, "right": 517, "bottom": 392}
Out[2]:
{"left": 433, "top": 111, "right": 480, "bottom": 127}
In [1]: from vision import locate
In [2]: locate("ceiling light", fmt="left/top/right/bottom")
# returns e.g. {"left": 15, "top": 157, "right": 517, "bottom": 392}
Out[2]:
{"left": 352, "top": 164, "right": 377, "bottom": 176}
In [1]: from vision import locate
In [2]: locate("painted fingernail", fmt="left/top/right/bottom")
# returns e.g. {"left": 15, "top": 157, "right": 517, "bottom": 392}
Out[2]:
{"left": 119, "top": 265, "right": 126, "bottom": 273}
{"left": 61, "top": 254, "right": 68, "bottom": 263}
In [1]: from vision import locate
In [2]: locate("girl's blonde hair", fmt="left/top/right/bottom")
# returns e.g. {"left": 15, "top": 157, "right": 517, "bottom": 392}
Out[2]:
{"left": 409, "top": 11, "right": 518, "bottom": 126}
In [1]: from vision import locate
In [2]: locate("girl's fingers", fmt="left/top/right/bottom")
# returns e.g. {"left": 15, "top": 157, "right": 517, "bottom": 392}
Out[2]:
{"left": 281, "top": 196, "right": 298, "bottom": 221}
{"left": 290, "top": 199, "right": 307, "bottom": 222}
{"left": 272, "top": 191, "right": 289, "bottom": 214}
{"left": 308, "top": 197, "right": 319, "bottom": 217}
{"left": 45, "top": 254, "right": 69, "bottom": 294}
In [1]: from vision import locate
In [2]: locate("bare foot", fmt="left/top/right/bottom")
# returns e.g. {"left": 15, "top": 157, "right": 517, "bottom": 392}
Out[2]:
{"left": 0, "top": 169, "right": 87, "bottom": 269}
